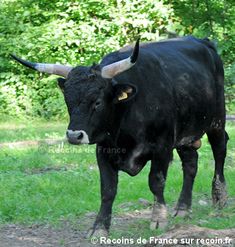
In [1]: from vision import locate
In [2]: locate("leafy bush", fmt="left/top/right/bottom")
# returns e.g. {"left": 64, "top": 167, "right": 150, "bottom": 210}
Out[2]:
{"left": 0, "top": 0, "right": 234, "bottom": 118}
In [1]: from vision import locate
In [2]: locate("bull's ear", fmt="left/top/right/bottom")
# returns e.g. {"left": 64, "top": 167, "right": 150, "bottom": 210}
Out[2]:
{"left": 57, "top": 78, "right": 66, "bottom": 92}
{"left": 113, "top": 83, "right": 137, "bottom": 103}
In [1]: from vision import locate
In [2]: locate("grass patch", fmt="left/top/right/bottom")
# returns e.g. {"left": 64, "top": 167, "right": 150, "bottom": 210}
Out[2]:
{"left": 0, "top": 119, "right": 67, "bottom": 143}
{"left": 0, "top": 120, "right": 234, "bottom": 234}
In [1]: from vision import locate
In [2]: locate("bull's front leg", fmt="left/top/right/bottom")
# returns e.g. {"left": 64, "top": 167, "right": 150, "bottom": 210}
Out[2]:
{"left": 149, "top": 148, "right": 172, "bottom": 230}
{"left": 87, "top": 145, "right": 118, "bottom": 237}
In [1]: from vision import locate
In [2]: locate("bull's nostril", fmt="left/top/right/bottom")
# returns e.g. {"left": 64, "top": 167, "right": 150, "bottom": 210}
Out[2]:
{"left": 77, "top": 132, "right": 83, "bottom": 140}
{"left": 66, "top": 130, "right": 84, "bottom": 142}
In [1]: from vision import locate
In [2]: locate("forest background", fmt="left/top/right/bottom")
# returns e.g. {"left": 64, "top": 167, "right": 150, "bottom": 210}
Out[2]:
{"left": 0, "top": 0, "right": 234, "bottom": 119}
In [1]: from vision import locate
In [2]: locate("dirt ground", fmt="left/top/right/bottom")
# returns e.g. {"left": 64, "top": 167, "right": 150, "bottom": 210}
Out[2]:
{"left": 0, "top": 209, "right": 234, "bottom": 247}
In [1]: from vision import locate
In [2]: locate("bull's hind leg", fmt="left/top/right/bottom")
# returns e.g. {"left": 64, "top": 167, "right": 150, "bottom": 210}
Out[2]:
{"left": 175, "top": 146, "right": 199, "bottom": 217}
{"left": 207, "top": 128, "right": 229, "bottom": 208}
{"left": 148, "top": 150, "right": 172, "bottom": 230}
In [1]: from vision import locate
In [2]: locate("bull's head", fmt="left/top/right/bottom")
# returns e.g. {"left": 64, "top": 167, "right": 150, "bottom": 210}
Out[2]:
{"left": 11, "top": 39, "right": 139, "bottom": 145}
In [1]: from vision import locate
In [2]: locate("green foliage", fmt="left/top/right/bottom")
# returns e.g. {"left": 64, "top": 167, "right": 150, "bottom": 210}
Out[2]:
{"left": 0, "top": 0, "right": 235, "bottom": 118}
{"left": 225, "top": 63, "right": 235, "bottom": 112}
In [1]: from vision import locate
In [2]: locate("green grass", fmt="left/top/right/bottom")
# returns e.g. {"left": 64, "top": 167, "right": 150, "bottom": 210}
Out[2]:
{"left": 0, "top": 120, "right": 234, "bottom": 235}
{"left": 0, "top": 119, "right": 67, "bottom": 143}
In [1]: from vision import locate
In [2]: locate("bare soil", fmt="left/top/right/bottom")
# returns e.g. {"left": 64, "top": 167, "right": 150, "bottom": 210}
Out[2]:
{"left": 0, "top": 209, "right": 234, "bottom": 247}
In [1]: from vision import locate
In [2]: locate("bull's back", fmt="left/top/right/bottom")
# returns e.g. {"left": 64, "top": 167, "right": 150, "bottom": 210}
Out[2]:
{"left": 135, "top": 37, "right": 224, "bottom": 141}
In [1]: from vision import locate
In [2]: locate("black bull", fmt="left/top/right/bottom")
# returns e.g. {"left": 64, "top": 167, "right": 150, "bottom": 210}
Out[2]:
{"left": 12, "top": 36, "right": 228, "bottom": 237}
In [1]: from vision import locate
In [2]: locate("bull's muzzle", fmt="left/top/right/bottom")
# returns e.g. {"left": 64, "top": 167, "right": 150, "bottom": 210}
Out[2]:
{"left": 66, "top": 130, "right": 89, "bottom": 145}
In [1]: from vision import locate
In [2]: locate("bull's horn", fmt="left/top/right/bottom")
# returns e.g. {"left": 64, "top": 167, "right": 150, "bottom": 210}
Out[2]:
{"left": 10, "top": 54, "right": 73, "bottom": 78}
{"left": 101, "top": 38, "right": 140, "bottom": 79}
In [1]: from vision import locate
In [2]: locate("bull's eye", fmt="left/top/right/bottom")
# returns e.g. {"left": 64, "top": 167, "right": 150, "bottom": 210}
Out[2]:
{"left": 94, "top": 99, "right": 102, "bottom": 111}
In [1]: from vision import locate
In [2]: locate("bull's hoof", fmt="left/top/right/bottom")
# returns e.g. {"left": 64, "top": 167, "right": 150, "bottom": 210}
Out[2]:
{"left": 150, "top": 219, "right": 168, "bottom": 230}
{"left": 86, "top": 228, "right": 108, "bottom": 238}
{"left": 150, "top": 203, "right": 168, "bottom": 230}
{"left": 174, "top": 209, "right": 191, "bottom": 218}
{"left": 212, "top": 176, "right": 227, "bottom": 209}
